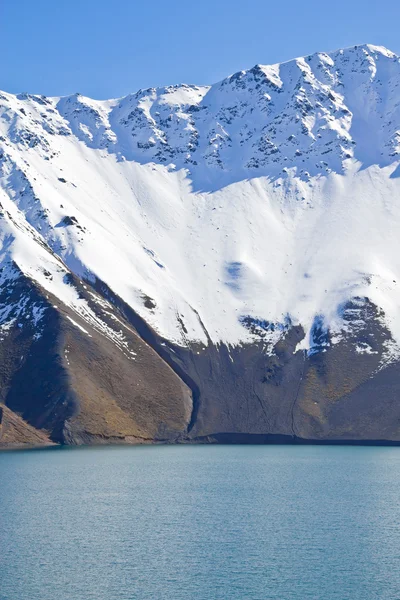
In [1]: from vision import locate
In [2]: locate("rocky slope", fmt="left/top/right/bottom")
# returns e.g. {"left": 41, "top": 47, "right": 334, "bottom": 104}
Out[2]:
{"left": 2, "top": 44, "right": 400, "bottom": 446}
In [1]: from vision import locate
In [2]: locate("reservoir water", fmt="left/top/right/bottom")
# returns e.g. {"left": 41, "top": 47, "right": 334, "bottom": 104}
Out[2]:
{"left": 1, "top": 444, "right": 400, "bottom": 599}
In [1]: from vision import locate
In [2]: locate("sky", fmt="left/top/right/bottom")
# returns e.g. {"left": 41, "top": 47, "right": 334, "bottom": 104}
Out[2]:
{"left": 2, "top": 0, "right": 400, "bottom": 99}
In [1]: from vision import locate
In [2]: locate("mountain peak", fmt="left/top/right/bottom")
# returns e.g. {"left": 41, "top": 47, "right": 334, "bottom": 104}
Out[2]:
{"left": 1, "top": 44, "right": 400, "bottom": 350}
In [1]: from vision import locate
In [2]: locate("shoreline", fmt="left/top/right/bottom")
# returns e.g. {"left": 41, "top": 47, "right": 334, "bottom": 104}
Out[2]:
{"left": 3, "top": 434, "right": 400, "bottom": 452}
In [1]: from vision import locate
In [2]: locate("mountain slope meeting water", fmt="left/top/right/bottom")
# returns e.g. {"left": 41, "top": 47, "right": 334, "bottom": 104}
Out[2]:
{"left": 1, "top": 44, "right": 400, "bottom": 446}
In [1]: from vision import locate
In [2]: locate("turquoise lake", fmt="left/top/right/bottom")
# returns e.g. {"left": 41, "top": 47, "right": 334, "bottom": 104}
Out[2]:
{"left": 1, "top": 444, "right": 400, "bottom": 599}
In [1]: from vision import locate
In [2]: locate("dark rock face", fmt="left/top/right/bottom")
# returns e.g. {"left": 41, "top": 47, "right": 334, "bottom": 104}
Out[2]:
{"left": 0, "top": 273, "right": 75, "bottom": 442}
{"left": 1, "top": 272, "right": 400, "bottom": 448}
{"left": 293, "top": 299, "right": 400, "bottom": 442}
{"left": 80, "top": 279, "right": 400, "bottom": 445}
{"left": 0, "top": 271, "right": 192, "bottom": 447}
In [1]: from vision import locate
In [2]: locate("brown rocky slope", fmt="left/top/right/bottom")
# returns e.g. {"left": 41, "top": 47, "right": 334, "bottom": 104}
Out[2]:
{"left": 1, "top": 270, "right": 400, "bottom": 448}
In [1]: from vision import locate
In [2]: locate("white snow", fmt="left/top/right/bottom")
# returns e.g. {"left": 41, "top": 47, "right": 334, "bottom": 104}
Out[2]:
{"left": 1, "top": 44, "right": 400, "bottom": 352}
{"left": 65, "top": 316, "right": 92, "bottom": 336}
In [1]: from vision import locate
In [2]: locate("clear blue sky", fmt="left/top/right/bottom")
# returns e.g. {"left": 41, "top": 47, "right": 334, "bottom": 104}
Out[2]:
{"left": 2, "top": 0, "right": 400, "bottom": 99}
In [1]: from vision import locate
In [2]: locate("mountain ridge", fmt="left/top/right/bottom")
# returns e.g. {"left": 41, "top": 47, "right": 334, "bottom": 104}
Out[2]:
{"left": 2, "top": 44, "right": 400, "bottom": 446}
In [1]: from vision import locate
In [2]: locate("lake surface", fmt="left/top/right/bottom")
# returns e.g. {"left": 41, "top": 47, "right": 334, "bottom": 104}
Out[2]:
{"left": 1, "top": 445, "right": 400, "bottom": 600}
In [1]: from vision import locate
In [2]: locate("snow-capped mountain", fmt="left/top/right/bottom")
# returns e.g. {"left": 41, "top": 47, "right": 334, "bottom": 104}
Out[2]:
{"left": 2, "top": 44, "right": 400, "bottom": 446}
